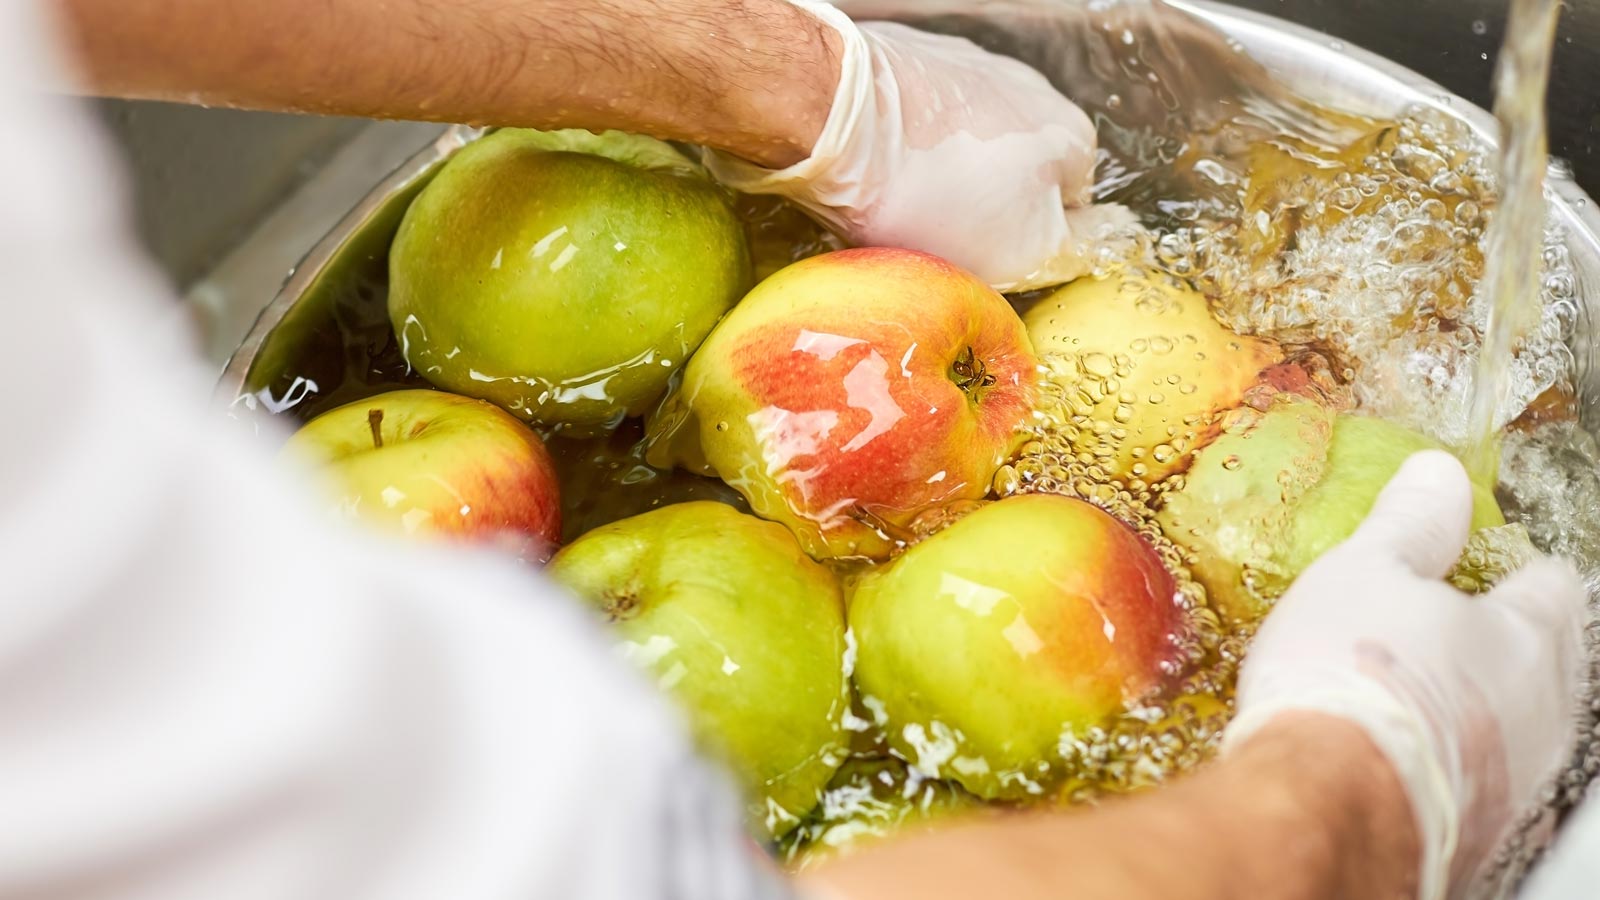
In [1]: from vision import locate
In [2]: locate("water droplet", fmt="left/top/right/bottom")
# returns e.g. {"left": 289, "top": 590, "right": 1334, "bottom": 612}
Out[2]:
{"left": 1082, "top": 353, "right": 1115, "bottom": 378}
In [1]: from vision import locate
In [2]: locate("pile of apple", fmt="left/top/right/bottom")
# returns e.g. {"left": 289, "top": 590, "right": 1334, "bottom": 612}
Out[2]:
{"left": 281, "top": 128, "right": 1508, "bottom": 855}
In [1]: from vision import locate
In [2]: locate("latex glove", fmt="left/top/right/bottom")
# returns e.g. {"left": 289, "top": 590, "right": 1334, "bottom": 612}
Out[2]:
{"left": 1225, "top": 450, "right": 1589, "bottom": 900}
{"left": 703, "top": 0, "right": 1128, "bottom": 291}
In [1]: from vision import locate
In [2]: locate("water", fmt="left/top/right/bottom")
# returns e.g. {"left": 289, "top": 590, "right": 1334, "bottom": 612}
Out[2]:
{"left": 1464, "top": 0, "right": 1563, "bottom": 485}
{"left": 1120, "top": 110, "right": 1580, "bottom": 452}
{"left": 1059, "top": 4, "right": 1597, "bottom": 892}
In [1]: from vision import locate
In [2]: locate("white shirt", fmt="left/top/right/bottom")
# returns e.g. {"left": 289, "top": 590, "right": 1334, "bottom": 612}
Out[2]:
{"left": 0, "top": 2, "right": 786, "bottom": 898}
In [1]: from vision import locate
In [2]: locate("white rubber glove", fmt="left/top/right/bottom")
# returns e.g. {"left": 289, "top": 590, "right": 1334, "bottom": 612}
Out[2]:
{"left": 704, "top": 0, "right": 1127, "bottom": 291}
{"left": 1224, "top": 450, "right": 1588, "bottom": 900}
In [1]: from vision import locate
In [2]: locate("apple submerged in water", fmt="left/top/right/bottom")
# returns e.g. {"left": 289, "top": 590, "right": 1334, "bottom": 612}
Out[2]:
{"left": 282, "top": 389, "right": 561, "bottom": 558}
{"left": 547, "top": 501, "right": 850, "bottom": 838}
{"left": 388, "top": 128, "right": 753, "bottom": 431}
{"left": 849, "top": 494, "right": 1188, "bottom": 799}
{"left": 647, "top": 248, "right": 1040, "bottom": 560}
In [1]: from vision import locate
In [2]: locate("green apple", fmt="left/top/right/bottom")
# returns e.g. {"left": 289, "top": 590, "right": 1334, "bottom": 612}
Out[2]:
{"left": 648, "top": 248, "right": 1040, "bottom": 561}
{"left": 1023, "top": 268, "right": 1284, "bottom": 484}
{"left": 1157, "top": 398, "right": 1505, "bottom": 625}
{"left": 282, "top": 389, "right": 562, "bottom": 558}
{"left": 548, "top": 501, "right": 850, "bottom": 838}
{"left": 780, "top": 757, "right": 984, "bottom": 870}
{"left": 389, "top": 128, "right": 752, "bottom": 431}
{"left": 849, "top": 494, "right": 1189, "bottom": 799}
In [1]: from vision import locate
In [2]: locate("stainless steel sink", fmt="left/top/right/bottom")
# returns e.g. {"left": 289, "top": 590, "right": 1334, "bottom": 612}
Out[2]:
{"left": 98, "top": 102, "right": 445, "bottom": 364}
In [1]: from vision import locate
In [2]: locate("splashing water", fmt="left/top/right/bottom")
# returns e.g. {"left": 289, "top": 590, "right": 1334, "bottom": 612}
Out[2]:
{"left": 1464, "top": 0, "right": 1563, "bottom": 485}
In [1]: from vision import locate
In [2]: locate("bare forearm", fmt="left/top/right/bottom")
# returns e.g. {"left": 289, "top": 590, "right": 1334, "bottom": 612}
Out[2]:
{"left": 52, "top": 0, "right": 839, "bottom": 167}
{"left": 801, "top": 714, "right": 1419, "bottom": 900}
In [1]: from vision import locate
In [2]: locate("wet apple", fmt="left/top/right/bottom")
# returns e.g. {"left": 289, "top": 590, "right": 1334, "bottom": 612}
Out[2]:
{"left": 850, "top": 494, "right": 1189, "bottom": 799}
{"left": 389, "top": 128, "right": 752, "bottom": 431}
{"left": 648, "top": 248, "right": 1039, "bottom": 560}
{"left": 548, "top": 501, "right": 850, "bottom": 838}
{"left": 283, "top": 388, "right": 561, "bottom": 559}
{"left": 1023, "top": 268, "right": 1283, "bottom": 484}
{"left": 1157, "top": 398, "right": 1505, "bottom": 625}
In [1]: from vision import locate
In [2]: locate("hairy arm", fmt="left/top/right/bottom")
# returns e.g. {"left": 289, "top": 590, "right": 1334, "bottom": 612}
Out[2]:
{"left": 801, "top": 714, "right": 1420, "bottom": 900}
{"left": 51, "top": 0, "right": 840, "bottom": 167}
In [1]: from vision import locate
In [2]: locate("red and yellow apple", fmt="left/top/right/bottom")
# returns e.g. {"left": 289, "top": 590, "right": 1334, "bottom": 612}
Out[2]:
{"left": 548, "top": 501, "right": 849, "bottom": 838}
{"left": 388, "top": 128, "right": 752, "bottom": 431}
{"left": 647, "top": 248, "right": 1039, "bottom": 560}
{"left": 1023, "top": 269, "right": 1283, "bottom": 483}
{"left": 849, "top": 494, "right": 1189, "bottom": 799}
{"left": 1157, "top": 398, "right": 1505, "bottom": 625}
{"left": 283, "top": 389, "right": 561, "bottom": 558}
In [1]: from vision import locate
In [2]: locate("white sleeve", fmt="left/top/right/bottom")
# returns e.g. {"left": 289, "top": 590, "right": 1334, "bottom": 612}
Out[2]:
{"left": 0, "top": 2, "right": 790, "bottom": 898}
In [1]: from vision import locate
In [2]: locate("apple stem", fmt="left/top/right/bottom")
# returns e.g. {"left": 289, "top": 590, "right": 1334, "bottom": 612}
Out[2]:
{"left": 952, "top": 346, "right": 998, "bottom": 395}
{"left": 368, "top": 409, "right": 384, "bottom": 449}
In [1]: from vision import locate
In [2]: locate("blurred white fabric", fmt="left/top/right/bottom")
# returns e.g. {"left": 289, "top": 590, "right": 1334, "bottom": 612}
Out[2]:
{"left": 0, "top": 2, "right": 785, "bottom": 898}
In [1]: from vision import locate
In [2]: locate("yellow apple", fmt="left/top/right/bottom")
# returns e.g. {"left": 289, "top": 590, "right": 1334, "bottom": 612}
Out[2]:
{"left": 1023, "top": 269, "right": 1283, "bottom": 483}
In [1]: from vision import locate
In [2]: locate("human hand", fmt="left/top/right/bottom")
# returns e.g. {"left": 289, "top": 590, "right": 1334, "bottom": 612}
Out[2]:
{"left": 1225, "top": 451, "right": 1588, "bottom": 900}
{"left": 703, "top": 0, "right": 1129, "bottom": 291}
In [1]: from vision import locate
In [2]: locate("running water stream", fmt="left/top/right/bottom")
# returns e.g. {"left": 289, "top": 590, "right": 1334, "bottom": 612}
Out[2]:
{"left": 1464, "top": 0, "right": 1563, "bottom": 485}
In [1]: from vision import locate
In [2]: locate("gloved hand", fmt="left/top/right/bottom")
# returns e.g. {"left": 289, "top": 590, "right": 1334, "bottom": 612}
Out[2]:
{"left": 1225, "top": 450, "right": 1589, "bottom": 900}
{"left": 703, "top": 0, "right": 1128, "bottom": 291}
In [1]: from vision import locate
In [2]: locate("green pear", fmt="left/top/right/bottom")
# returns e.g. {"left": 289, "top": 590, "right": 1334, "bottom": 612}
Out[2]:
{"left": 548, "top": 501, "right": 849, "bottom": 838}
{"left": 1157, "top": 399, "right": 1505, "bottom": 625}
{"left": 849, "top": 494, "right": 1190, "bottom": 800}
{"left": 389, "top": 128, "right": 752, "bottom": 431}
